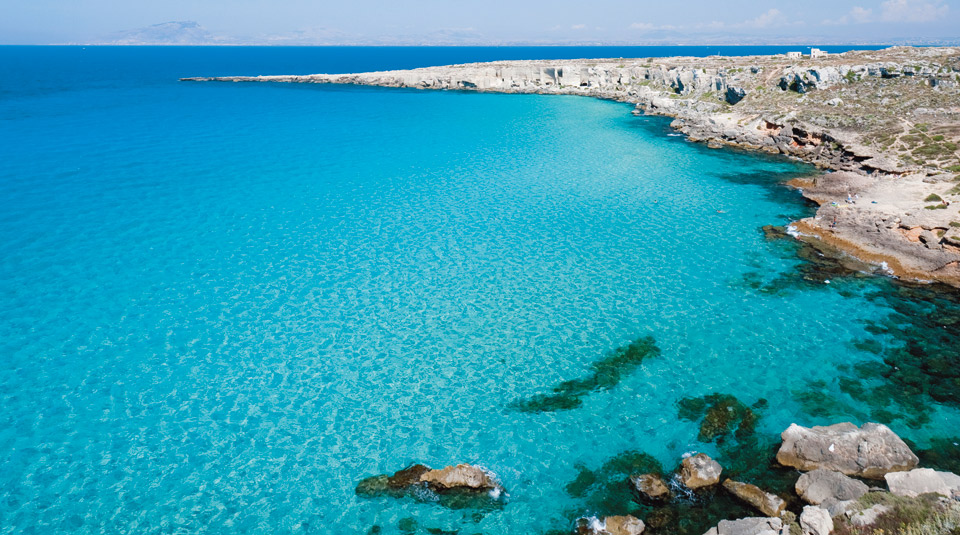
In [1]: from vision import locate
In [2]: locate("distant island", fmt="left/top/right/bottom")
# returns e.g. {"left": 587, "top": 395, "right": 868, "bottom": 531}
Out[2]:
{"left": 185, "top": 46, "right": 960, "bottom": 286}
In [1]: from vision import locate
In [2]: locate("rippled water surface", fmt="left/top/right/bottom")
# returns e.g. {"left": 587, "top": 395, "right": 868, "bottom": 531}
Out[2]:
{"left": 1, "top": 46, "right": 958, "bottom": 535}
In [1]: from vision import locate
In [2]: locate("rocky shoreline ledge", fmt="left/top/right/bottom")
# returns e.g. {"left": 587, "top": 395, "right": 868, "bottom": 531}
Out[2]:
{"left": 183, "top": 47, "right": 960, "bottom": 287}
{"left": 355, "top": 423, "right": 960, "bottom": 535}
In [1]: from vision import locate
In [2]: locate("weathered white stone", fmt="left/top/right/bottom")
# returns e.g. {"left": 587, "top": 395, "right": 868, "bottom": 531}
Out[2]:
{"left": 795, "top": 469, "right": 869, "bottom": 505}
{"left": 846, "top": 504, "right": 890, "bottom": 526}
{"left": 715, "top": 517, "right": 784, "bottom": 535}
{"left": 776, "top": 423, "right": 918, "bottom": 479}
{"left": 800, "top": 506, "right": 833, "bottom": 535}
{"left": 884, "top": 468, "right": 960, "bottom": 498}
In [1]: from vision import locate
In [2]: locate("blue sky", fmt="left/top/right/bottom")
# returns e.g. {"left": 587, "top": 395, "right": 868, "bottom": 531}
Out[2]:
{"left": 2, "top": 0, "right": 958, "bottom": 44}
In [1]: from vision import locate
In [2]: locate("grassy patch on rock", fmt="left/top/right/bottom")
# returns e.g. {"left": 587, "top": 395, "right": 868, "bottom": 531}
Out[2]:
{"left": 834, "top": 493, "right": 960, "bottom": 535}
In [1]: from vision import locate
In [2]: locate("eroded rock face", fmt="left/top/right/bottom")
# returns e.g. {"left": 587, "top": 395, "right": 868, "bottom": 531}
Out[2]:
{"left": 776, "top": 423, "right": 918, "bottom": 479}
{"left": 722, "top": 480, "right": 786, "bottom": 517}
{"left": 355, "top": 463, "right": 505, "bottom": 510}
{"left": 795, "top": 469, "right": 869, "bottom": 505}
{"left": 682, "top": 453, "right": 723, "bottom": 489}
{"left": 630, "top": 473, "right": 671, "bottom": 504}
{"left": 800, "top": 506, "right": 833, "bottom": 535}
{"left": 884, "top": 468, "right": 960, "bottom": 498}
{"left": 576, "top": 515, "right": 645, "bottom": 535}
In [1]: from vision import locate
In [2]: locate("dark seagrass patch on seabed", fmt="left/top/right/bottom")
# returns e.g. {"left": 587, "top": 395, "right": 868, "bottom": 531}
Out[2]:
{"left": 790, "top": 281, "right": 960, "bottom": 429}
{"left": 508, "top": 336, "right": 661, "bottom": 413}
{"left": 677, "top": 393, "right": 765, "bottom": 444}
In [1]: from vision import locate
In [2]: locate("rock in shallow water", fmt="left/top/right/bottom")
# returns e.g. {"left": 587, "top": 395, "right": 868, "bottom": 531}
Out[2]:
{"left": 355, "top": 463, "right": 505, "bottom": 510}
{"left": 722, "top": 479, "right": 786, "bottom": 517}
{"left": 420, "top": 464, "right": 499, "bottom": 490}
{"left": 776, "top": 422, "right": 918, "bottom": 479}
{"left": 682, "top": 453, "right": 723, "bottom": 489}
{"left": 576, "top": 515, "right": 645, "bottom": 535}
{"left": 629, "top": 473, "right": 671, "bottom": 504}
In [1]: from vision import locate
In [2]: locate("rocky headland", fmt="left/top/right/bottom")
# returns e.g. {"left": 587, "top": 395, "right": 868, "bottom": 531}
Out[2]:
{"left": 183, "top": 46, "right": 960, "bottom": 287}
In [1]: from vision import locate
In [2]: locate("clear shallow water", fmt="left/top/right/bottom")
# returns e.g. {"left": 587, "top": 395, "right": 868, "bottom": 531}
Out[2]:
{"left": 0, "top": 47, "right": 958, "bottom": 535}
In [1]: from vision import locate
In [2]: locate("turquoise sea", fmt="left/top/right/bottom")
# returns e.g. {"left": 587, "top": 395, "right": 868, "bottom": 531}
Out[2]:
{"left": 1, "top": 46, "right": 959, "bottom": 535}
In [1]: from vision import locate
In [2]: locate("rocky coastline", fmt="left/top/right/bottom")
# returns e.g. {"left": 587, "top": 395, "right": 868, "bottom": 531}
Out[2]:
{"left": 355, "top": 423, "right": 960, "bottom": 535}
{"left": 183, "top": 46, "right": 960, "bottom": 287}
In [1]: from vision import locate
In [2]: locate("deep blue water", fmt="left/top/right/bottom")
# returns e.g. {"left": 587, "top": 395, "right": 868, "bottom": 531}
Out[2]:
{"left": 0, "top": 46, "right": 957, "bottom": 535}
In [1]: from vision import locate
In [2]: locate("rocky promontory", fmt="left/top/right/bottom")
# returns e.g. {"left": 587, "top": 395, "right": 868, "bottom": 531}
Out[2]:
{"left": 183, "top": 47, "right": 960, "bottom": 286}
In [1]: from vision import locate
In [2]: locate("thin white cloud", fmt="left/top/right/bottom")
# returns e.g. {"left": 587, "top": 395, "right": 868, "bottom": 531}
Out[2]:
{"left": 743, "top": 8, "right": 787, "bottom": 28}
{"left": 850, "top": 6, "right": 875, "bottom": 22}
{"left": 628, "top": 22, "right": 678, "bottom": 31}
{"left": 697, "top": 20, "right": 728, "bottom": 29}
{"left": 570, "top": 24, "right": 586, "bottom": 30}
{"left": 697, "top": 9, "right": 791, "bottom": 30}
{"left": 822, "top": 6, "right": 874, "bottom": 25}
{"left": 880, "top": 0, "right": 950, "bottom": 22}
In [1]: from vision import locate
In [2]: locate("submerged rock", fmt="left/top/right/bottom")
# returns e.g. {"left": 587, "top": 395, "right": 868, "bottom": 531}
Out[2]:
{"left": 355, "top": 463, "right": 505, "bottom": 510}
{"left": 795, "top": 469, "right": 869, "bottom": 505}
{"left": 722, "top": 479, "right": 786, "bottom": 517}
{"left": 511, "top": 336, "right": 661, "bottom": 413}
{"left": 799, "top": 506, "right": 833, "bottom": 535}
{"left": 630, "top": 473, "right": 672, "bottom": 504}
{"left": 682, "top": 453, "right": 723, "bottom": 489}
{"left": 884, "top": 467, "right": 960, "bottom": 498}
{"left": 776, "top": 423, "right": 918, "bottom": 479}
{"left": 678, "top": 393, "right": 759, "bottom": 443}
{"left": 564, "top": 450, "right": 662, "bottom": 518}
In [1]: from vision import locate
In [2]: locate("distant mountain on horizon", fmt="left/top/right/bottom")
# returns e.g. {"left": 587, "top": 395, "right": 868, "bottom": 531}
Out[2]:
{"left": 102, "top": 21, "right": 232, "bottom": 45}
{"left": 89, "top": 20, "right": 959, "bottom": 47}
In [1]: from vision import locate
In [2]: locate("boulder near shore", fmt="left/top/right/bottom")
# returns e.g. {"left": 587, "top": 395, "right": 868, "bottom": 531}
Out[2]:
{"left": 681, "top": 453, "right": 723, "bottom": 489}
{"left": 776, "top": 422, "right": 919, "bottom": 479}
